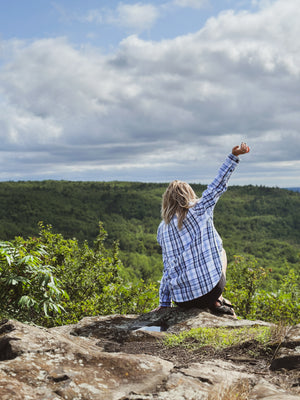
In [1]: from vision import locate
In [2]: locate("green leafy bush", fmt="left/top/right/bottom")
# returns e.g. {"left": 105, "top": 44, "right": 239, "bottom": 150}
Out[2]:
{"left": 253, "top": 269, "right": 300, "bottom": 325}
{"left": 0, "top": 239, "right": 67, "bottom": 325}
{"left": 225, "top": 255, "right": 300, "bottom": 324}
{"left": 225, "top": 254, "right": 268, "bottom": 317}
{"left": 0, "top": 222, "right": 159, "bottom": 326}
{"left": 38, "top": 222, "right": 159, "bottom": 325}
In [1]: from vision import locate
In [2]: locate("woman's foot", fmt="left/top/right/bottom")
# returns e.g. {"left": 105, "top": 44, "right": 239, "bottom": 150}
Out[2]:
{"left": 211, "top": 297, "right": 237, "bottom": 318}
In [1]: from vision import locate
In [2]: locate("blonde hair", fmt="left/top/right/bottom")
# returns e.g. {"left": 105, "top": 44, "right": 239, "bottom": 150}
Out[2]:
{"left": 161, "top": 180, "right": 198, "bottom": 229}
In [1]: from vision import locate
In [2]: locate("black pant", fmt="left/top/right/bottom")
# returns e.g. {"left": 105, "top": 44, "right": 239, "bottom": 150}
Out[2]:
{"left": 174, "top": 272, "right": 226, "bottom": 309}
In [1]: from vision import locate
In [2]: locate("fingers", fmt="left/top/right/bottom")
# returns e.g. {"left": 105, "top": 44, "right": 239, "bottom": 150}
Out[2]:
{"left": 232, "top": 142, "right": 250, "bottom": 156}
{"left": 241, "top": 142, "right": 250, "bottom": 153}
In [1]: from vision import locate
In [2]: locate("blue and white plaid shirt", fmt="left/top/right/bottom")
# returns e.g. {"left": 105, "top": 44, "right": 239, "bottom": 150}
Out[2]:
{"left": 157, "top": 153, "right": 240, "bottom": 307}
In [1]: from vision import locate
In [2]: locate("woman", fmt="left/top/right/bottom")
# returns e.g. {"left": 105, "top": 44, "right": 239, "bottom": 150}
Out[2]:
{"left": 153, "top": 143, "right": 250, "bottom": 316}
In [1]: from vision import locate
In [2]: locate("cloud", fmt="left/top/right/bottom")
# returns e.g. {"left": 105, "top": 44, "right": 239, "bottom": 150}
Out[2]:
{"left": 251, "top": 0, "right": 277, "bottom": 9}
{"left": 52, "top": 2, "right": 160, "bottom": 34}
{"left": 112, "top": 3, "right": 160, "bottom": 32}
{"left": 83, "top": 9, "right": 103, "bottom": 24}
{"left": 0, "top": 0, "right": 299, "bottom": 185}
{"left": 172, "top": 0, "right": 209, "bottom": 9}
{"left": 76, "top": 2, "right": 160, "bottom": 34}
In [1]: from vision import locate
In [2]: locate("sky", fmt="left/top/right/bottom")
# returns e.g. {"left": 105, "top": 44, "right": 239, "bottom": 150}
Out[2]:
{"left": 0, "top": 0, "right": 299, "bottom": 187}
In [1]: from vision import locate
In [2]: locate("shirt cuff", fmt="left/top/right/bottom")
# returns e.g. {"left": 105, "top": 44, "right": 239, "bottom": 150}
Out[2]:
{"left": 229, "top": 153, "right": 240, "bottom": 163}
{"left": 159, "top": 301, "right": 172, "bottom": 307}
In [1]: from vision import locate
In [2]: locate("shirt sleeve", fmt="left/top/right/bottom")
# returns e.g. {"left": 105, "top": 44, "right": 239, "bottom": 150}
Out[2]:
{"left": 159, "top": 263, "right": 172, "bottom": 307}
{"left": 194, "top": 153, "right": 240, "bottom": 215}
{"left": 157, "top": 221, "right": 162, "bottom": 246}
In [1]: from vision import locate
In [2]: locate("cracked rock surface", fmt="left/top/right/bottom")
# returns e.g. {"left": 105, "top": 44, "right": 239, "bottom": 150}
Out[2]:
{"left": 0, "top": 308, "right": 299, "bottom": 399}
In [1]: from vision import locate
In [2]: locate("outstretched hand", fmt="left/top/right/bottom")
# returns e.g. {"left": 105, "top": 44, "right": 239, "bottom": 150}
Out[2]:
{"left": 232, "top": 142, "right": 250, "bottom": 156}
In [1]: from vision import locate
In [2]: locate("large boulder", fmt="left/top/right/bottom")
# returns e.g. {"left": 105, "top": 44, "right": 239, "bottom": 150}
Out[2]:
{"left": 0, "top": 309, "right": 299, "bottom": 399}
{"left": 0, "top": 318, "right": 172, "bottom": 400}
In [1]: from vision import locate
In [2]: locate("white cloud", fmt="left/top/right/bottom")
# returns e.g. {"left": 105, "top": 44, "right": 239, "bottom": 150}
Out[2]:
{"left": 251, "top": 0, "right": 276, "bottom": 9}
{"left": 75, "top": 3, "right": 160, "bottom": 34}
{"left": 173, "top": 0, "right": 209, "bottom": 9}
{"left": 83, "top": 9, "right": 103, "bottom": 24}
{"left": 0, "top": 0, "right": 299, "bottom": 185}
{"left": 112, "top": 3, "right": 160, "bottom": 32}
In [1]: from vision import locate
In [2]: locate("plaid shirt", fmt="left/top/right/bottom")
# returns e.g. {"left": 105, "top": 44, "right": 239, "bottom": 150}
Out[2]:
{"left": 157, "top": 153, "right": 240, "bottom": 307}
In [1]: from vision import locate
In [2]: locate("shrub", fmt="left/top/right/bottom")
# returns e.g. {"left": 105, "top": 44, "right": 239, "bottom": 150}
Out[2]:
{"left": 253, "top": 269, "right": 300, "bottom": 325}
{"left": 0, "top": 222, "right": 159, "bottom": 326}
{"left": 0, "top": 239, "right": 67, "bottom": 325}
{"left": 225, "top": 255, "right": 300, "bottom": 324}
{"left": 99, "top": 280, "right": 158, "bottom": 315}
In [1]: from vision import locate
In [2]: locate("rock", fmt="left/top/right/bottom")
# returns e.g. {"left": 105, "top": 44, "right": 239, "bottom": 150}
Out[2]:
{"left": 0, "top": 309, "right": 299, "bottom": 399}
{"left": 250, "top": 380, "right": 289, "bottom": 399}
{"left": 0, "top": 319, "right": 172, "bottom": 400}
{"left": 65, "top": 308, "right": 272, "bottom": 339}
{"left": 256, "top": 396, "right": 300, "bottom": 400}
{"left": 270, "top": 324, "right": 300, "bottom": 371}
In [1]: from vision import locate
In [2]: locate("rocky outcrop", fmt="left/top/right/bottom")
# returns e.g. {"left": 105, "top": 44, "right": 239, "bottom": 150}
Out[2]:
{"left": 0, "top": 308, "right": 299, "bottom": 399}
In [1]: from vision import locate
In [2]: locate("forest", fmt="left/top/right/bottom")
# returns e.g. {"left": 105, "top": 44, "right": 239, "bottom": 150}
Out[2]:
{"left": 0, "top": 181, "right": 299, "bottom": 327}
{"left": 0, "top": 180, "right": 299, "bottom": 283}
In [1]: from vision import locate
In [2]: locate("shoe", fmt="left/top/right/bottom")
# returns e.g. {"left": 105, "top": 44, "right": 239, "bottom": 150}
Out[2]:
{"left": 210, "top": 298, "right": 237, "bottom": 317}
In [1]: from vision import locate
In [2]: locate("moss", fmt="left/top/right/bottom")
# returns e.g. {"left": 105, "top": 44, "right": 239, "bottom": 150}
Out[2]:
{"left": 164, "top": 326, "right": 272, "bottom": 350}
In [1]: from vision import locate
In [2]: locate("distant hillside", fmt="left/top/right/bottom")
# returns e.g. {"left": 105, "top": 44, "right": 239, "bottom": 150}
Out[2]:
{"left": 0, "top": 181, "right": 299, "bottom": 282}
{"left": 287, "top": 187, "right": 300, "bottom": 193}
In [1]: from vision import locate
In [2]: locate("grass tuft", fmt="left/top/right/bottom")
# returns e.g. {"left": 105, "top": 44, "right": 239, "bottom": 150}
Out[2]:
{"left": 207, "top": 379, "right": 251, "bottom": 400}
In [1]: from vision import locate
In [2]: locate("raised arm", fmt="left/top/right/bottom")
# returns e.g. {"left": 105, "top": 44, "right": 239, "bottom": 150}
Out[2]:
{"left": 194, "top": 142, "right": 250, "bottom": 215}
